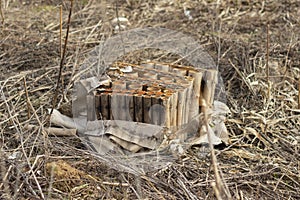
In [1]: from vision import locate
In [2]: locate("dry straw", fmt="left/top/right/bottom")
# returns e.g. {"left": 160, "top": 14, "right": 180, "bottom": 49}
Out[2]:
{"left": 1, "top": 1, "right": 299, "bottom": 199}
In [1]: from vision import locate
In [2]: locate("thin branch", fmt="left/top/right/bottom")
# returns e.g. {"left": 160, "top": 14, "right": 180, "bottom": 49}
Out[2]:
{"left": 49, "top": 0, "right": 73, "bottom": 116}
{"left": 202, "top": 99, "right": 232, "bottom": 200}
{"left": 23, "top": 77, "right": 31, "bottom": 119}
{"left": 115, "top": 0, "right": 126, "bottom": 55}
{"left": 60, "top": 5, "right": 63, "bottom": 59}
{"left": 0, "top": 0, "right": 4, "bottom": 24}
{"left": 266, "top": 23, "right": 270, "bottom": 100}
{"left": 298, "top": 77, "right": 300, "bottom": 109}
{"left": 0, "top": 88, "right": 45, "bottom": 199}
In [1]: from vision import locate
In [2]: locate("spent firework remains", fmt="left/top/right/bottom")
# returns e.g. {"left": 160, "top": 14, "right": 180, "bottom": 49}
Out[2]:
{"left": 95, "top": 61, "right": 217, "bottom": 127}
{"left": 80, "top": 61, "right": 219, "bottom": 153}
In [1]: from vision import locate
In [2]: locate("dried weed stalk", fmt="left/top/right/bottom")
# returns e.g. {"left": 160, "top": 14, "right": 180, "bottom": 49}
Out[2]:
{"left": 50, "top": 0, "right": 73, "bottom": 116}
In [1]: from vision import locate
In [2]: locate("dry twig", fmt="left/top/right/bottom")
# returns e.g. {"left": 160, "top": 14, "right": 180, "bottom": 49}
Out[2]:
{"left": 50, "top": 0, "right": 73, "bottom": 116}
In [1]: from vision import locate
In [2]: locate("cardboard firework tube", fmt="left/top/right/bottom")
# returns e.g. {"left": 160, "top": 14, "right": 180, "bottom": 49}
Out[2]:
{"left": 110, "top": 93, "right": 117, "bottom": 120}
{"left": 141, "top": 62, "right": 155, "bottom": 69}
{"left": 155, "top": 63, "right": 169, "bottom": 72}
{"left": 147, "top": 85, "right": 161, "bottom": 92}
{"left": 112, "top": 80, "right": 126, "bottom": 90}
{"left": 176, "top": 79, "right": 190, "bottom": 124}
{"left": 159, "top": 75, "right": 174, "bottom": 84}
{"left": 87, "top": 94, "right": 96, "bottom": 121}
{"left": 182, "top": 87, "right": 189, "bottom": 124}
{"left": 164, "top": 93, "right": 171, "bottom": 128}
{"left": 176, "top": 88, "right": 186, "bottom": 126}
{"left": 143, "top": 94, "right": 152, "bottom": 124}
{"left": 150, "top": 94, "right": 163, "bottom": 125}
{"left": 127, "top": 82, "right": 143, "bottom": 91}
{"left": 116, "top": 92, "right": 127, "bottom": 121}
{"left": 172, "top": 67, "right": 187, "bottom": 76}
{"left": 125, "top": 92, "right": 135, "bottom": 121}
{"left": 95, "top": 94, "right": 101, "bottom": 120}
{"left": 110, "top": 91, "right": 121, "bottom": 120}
{"left": 188, "top": 70, "right": 202, "bottom": 120}
{"left": 99, "top": 92, "right": 111, "bottom": 120}
{"left": 95, "top": 93, "right": 101, "bottom": 120}
{"left": 110, "top": 81, "right": 125, "bottom": 120}
{"left": 201, "top": 69, "right": 218, "bottom": 108}
{"left": 161, "top": 91, "right": 172, "bottom": 128}
{"left": 167, "top": 91, "right": 175, "bottom": 128}
{"left": 186, "top": 79, "right": 194, "bottom": 122}
{"left": 134, "top": 92, "right": 144, "bottom": 122}
{"left": 140, "top": 71, "right": 158, "bottom": 80}
{"left": 170, "top": 91, "right": 178, "bottom": 127}
{"left": 209, "top": 70, "right": 218, "bottom": 105}
{"left": 182, "top": 76, "right": 197, "bottom": 121}
{"left": 161, "top": 89, "right": 175, "bottom": 128}
{"left": 125, "top": 71, "right": 139, "bottom": 78}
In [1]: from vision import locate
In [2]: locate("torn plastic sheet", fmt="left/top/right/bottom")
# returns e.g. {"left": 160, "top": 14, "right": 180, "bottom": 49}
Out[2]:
{"left": 51, "top": 100, "right": 229, "bottom": 173}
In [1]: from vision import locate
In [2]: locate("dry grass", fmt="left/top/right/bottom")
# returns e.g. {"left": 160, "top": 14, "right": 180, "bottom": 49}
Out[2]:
{"left": 1, "top": 0, "right": 300, "bottom": 199}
